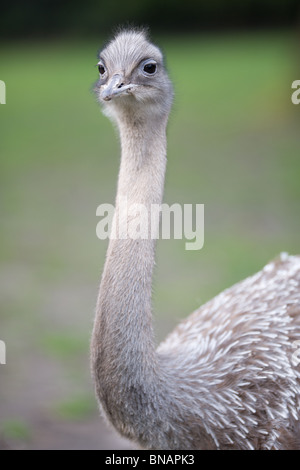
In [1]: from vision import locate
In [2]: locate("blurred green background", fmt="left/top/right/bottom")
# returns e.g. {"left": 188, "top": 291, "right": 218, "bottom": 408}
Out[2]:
{"left": 0, "top": 1, "right": 299, "bottom": 450}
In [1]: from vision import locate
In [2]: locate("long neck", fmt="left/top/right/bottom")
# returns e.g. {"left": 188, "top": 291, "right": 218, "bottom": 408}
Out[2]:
{"left": 91, "top": 111, "right": 170, "bottom": 445}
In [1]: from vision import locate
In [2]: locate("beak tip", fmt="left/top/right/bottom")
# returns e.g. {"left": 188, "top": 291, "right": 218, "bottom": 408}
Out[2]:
{"left": 101, "top": 74, "right": 124, "bottom": 102}
{"left": 101, "top": 75, "right": 136, "bottom": 102}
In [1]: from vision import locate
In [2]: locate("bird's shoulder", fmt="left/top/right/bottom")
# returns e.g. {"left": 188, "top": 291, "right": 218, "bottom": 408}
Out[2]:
{"left": 157, "top": 253, "right": 300, "bottom": 356}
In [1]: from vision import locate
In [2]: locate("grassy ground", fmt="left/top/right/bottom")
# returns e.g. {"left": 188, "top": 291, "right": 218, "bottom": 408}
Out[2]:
{"left": 0, "top": 30, "right": 299, "bottom": 449}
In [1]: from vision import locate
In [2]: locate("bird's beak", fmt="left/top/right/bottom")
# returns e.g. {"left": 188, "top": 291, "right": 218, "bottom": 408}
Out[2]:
{"left": 101, "top": 74, "right": 136, "bottom": 101}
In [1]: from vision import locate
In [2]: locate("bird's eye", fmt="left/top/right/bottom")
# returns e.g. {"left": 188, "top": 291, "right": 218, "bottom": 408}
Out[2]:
{"left": 98, "top": 63, "right": 106, "bottom": 76}
{"left": 143, "top": 61, "right": 157, "bottom": 75}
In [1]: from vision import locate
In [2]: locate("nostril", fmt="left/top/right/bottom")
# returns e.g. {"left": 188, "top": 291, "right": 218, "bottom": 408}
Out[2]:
{"left": 117, "top": 83, "right": 124, "bottom": 89}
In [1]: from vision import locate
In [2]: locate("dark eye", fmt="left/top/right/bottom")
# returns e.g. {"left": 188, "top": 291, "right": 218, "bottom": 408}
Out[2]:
{"left": 143, "top": 62, "right": 157, "bottom": 75}
{"left": 98, "top": 63, "right": 106, "bottom": 76}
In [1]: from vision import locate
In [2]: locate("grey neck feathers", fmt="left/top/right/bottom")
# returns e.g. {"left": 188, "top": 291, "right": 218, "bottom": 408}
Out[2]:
{"left": 91, "top": 112, "right": 173, "bottom": 447}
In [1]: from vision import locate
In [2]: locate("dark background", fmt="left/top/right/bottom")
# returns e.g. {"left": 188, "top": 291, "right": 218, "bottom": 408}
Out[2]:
{"left": 1, "top": 0, "right": 299, "bottom": 39}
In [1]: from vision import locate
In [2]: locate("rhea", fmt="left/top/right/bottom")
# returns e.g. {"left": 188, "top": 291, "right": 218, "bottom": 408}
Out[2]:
{"left": 91, "top": 29, "right": 300, "bottom": 450}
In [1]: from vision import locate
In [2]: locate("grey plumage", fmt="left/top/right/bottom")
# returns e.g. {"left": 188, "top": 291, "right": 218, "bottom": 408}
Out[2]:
{"left": 91, "top": 29, "right": 300, "bottom": 450}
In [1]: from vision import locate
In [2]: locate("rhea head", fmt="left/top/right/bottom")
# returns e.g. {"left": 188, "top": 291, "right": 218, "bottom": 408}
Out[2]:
{"left": 95, "top": 29, "right": 173, "bottom": 123}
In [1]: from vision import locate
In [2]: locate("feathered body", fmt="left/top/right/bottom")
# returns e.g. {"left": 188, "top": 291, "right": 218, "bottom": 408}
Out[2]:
{"left": 91, "top": 29, "right": 300, "bottom": 450}
{"left": 157, "top": 253, "right": 300, "bottom": 449}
